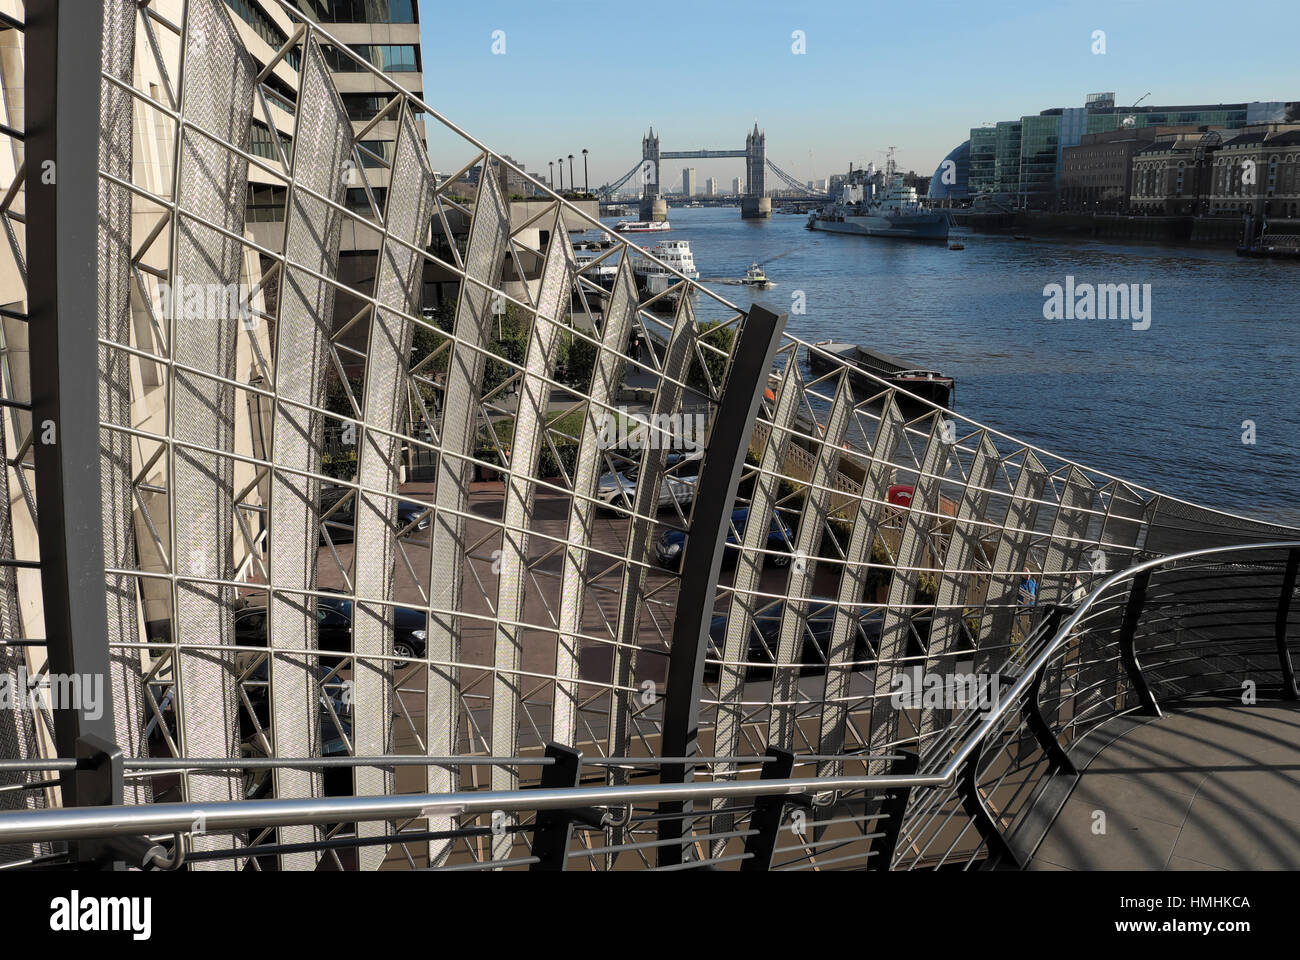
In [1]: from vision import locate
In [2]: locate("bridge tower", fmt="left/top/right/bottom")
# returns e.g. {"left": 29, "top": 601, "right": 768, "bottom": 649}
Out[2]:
{"left": 742, "top": 122, "right": 772, "bottom": 219}
{"left": 639, "top": 126, "right": 667, "bottom": 222}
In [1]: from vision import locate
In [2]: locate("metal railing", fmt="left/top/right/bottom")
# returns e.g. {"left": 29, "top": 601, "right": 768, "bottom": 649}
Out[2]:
{"left": 1, "top": 540, "right": 1294, "bottom": 871}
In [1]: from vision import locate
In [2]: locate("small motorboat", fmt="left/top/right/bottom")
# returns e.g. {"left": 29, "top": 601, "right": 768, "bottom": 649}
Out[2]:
{"left": 741, "top": 263, "right": 772, "bottom": 287}
{"left": 948, "top": 242, "right": 964, "bottom": 250}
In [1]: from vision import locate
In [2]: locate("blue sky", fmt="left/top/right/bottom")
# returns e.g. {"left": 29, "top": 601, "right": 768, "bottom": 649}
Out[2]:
{"left": 419, "top": 0, "right": 1298, "bottom": 186}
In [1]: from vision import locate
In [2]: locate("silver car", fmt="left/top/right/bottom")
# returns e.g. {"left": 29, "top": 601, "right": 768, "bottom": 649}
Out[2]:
{"left": 596, "top": 453, "right": 701, "bottom": 512}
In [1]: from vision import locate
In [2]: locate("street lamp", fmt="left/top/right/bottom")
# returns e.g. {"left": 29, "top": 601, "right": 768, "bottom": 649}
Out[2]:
{"left": 558, "top": 158, "right": 564, "bottom": 192}
{"left": 568, "top": 154, "right": 575, "bottom": 195}
{"left": 548, "top": 160, "right": 554, "bottom": 190}
{"left": 582, "top": 148, "right": 589, "bottom": 193}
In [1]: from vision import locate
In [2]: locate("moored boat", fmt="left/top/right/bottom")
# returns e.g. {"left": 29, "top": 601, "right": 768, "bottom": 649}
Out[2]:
{"left": 810, "top": 341, "right": 955, "bottom": 409}
{"left": 614, "top": 219, "right": 671, "bottom": 233}
{"left": 807, "top": 149, "right": 950, "bottom": 242}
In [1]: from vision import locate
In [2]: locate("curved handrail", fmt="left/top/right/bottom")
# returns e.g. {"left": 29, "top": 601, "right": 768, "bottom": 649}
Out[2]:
{"left": 2, "top": 540, "right": 1294, "bottom": 850}
{"left": 940, "top": 538, "right": 1300, "bottom": 779}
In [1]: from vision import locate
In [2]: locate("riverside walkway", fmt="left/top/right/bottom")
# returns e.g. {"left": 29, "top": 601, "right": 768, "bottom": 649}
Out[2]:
{"left": 1028, "top": 699, "right": 1300, "bottom": 870}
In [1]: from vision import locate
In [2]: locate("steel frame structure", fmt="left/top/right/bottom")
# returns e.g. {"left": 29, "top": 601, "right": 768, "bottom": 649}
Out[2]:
{"left": 0, "top": 0, "right": 1295, "bottom": 871}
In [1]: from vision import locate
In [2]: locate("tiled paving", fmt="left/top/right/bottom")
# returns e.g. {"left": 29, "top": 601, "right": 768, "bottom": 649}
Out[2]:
{"left": 1028, "top": 701, "right": 1300, "bottom": 870}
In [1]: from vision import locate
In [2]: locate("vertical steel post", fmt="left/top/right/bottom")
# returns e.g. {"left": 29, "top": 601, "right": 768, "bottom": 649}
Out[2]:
{"left": 25, "top": 0, "right": 118, "bottom": 791}
{"left": 1276, "top": 548, "right": 1299, "bottom": 700}
{"left": 739, "top": 747, "right": 796, "bottom": 872}
{"left": 657, "top": 304, "right": 786, "bottom": 866}
{"left": 1118, "top": 569, "right": 1161, "bottom": 716}
{"left": 529, "top": 743, "right": 583, "bottom": 871}
{"left": 1021, "top": 606, "right": 1077, "bottom": 774}
{"left": 868, "top": 749, "right": 918, "bottom": 871}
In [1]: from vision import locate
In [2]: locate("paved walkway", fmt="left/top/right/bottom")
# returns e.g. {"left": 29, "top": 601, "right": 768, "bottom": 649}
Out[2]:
{"left": 1029, "top": 700, "right": 1300, "bottom": 870}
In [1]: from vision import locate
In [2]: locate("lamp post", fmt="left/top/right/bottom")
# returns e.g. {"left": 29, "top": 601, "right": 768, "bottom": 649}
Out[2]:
{"left": 582, "top": 148, "right": 589, "bottom": 193}
{"left": 548, "top": 160, "right": 554, "bottom": 190}
{"left": 558, "top": 158, "right": 564, "bottom": 192}
{"left": 568, "top": 154, "right": 575, "bottom": 195}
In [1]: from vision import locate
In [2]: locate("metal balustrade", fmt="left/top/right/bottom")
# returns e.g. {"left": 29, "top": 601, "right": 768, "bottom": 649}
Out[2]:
{"left": 1, "top": 540, "right": 1295, "bottom": 870}
{"left": 0, "top": 0, "right": 1297, "bottom": 872}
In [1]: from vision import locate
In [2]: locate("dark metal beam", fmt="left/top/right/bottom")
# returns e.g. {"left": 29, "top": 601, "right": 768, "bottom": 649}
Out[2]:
{"left": 657, "top": 303, "right": 786, "bottom": 866}
{"left": 1021, "top": 606, "right": 1077, "bottom": 774}
{"left": 1118, "top": 570, "right": 1161, "bottom": 716}
{"left": 958, "top": 739, "right": 1022, "bottom": 870}
{"left": 1276, "top": 548, "right": 1299, "bottom": 700}
{"left": 739, "top": 747, "right": 796, "bottom": 872}
{"left": 869, "top": 750, "right": 918, "bottom": 871}
{"left": 24, "top": 0, "right": 118, "bottom": 788}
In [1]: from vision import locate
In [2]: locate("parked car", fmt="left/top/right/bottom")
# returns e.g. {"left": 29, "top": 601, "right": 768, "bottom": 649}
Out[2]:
{"left": 319, "top": 484, "right": 431, "bottom": 544}
{"left": 239, "top": 657, "right": 353, "bottom": 800}
{"left": 596, "top": 451, "right": 702, "bottom": 513}
{"left": 704, "top": 598, "right": 883, "bottom": 682}
{"left": 233, "top": 591, "right": 428, "bottom": 667}
{"left": 655, "top": 507, "right": 795, "bottom": 571}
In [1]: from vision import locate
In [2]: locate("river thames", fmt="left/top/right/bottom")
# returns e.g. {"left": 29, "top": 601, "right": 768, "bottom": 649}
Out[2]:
{"left": 601, "top": 206, "right": 1300, "bottom": 524}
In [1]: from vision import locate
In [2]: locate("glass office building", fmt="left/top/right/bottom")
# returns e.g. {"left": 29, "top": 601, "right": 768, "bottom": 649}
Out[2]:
{"left": 946, "top": 97, "right": 1296, "bottom": 207}
{"left": 1017, "top": 114, "right": 1060, "bottom": 208}
{"left": 993, "top": 120, "right": 1022, "bottom": 198}
{"left": 966, "top": 127, "right": 997, "bottom": 197}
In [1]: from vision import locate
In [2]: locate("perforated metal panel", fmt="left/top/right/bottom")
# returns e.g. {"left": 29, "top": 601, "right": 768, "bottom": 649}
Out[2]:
{"left": 265, "top": 39, "right": 352, "bottom": 871}
{"left": 169, "top": 0, "right": 258, "bottom": 869}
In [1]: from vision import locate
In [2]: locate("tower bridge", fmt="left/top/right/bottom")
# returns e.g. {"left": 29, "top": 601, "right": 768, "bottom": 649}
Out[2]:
{"left": 599, "top": 124, "right": 827, "bottom": 220}
{"left": 641, "top": 123, "right": 770, "bottom": 220}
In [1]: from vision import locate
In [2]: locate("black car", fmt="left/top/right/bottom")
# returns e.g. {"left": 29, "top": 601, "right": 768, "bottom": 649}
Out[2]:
{"left": 655, "top": 507, "right": 795, "bottom": 571}
{"left": 144, "top": 659, "right": 352, "bottom": 802}
{"left": 239, "top": 657, "right": 353, "bottom": 800}
{"left": 704, "top": 599, "right": 882, "bottom": 682}
{"left": 319, "top": 484, "right": 431, "bottom": 544}
{"left": 234, "top": 592, "right": 428, "bottom": 667}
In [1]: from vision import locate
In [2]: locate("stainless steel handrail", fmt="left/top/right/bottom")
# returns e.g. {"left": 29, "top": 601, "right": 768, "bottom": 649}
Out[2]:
{"left": 0, "top": 539, "right": 1294, "bottom": 846}
{"left": 0, "top": 771, "right": 941, "bottom": 844}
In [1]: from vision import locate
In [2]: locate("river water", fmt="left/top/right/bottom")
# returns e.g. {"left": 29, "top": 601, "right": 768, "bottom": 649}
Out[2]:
{"left": 597, "top": 205, "right": 1300, "bottom": 525}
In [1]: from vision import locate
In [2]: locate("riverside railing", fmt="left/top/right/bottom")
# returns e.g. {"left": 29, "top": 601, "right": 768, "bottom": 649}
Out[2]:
{"left": 1, "top": 540, "right": 1294, "bottom": 871}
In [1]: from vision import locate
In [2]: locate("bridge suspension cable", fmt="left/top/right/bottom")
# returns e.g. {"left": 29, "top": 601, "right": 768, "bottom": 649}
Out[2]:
{"left": 765, "top": 159, "right": 825, "bottom": 197}
{"left": 598, "top": 161, "right": 646, "bottom": 199}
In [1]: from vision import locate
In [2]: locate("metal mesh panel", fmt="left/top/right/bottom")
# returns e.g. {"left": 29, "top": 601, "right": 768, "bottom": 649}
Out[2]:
{"left": 97, "top": 0, "right": 152, "bottom": 807}
{"left": 170, "top": 0, "right": 257, "bottom": 868}
{"left": 423, "top": 165, "right": 510, "bottom": 866}
{"left": 816, "top": 399, "right": 905, "bottom": 777}
{"left": 919, "top": 432, "right": 1000, "bottom": 741}
{"left": 351, "top": 105, "right": 438, "bottom": 871}
{"left": 550, "top": 259, "right": 639, "bottom": 747}
{"left": 0, "top": 412, "right": 45, "bottom": 863}
{"left": 264, "top": 39, "right": 352, "bottom": 870}
{"left": 868, "top": 419, "right": 953, "bottom": 774}
{"left": 491, "top": 210, "right": 574, "bottom": 800}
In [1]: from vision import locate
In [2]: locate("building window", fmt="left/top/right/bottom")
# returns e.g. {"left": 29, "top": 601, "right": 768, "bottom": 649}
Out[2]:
{"left": 347, "top": 186, "right": 388, "bottom": 213}
{"left": 324, "top": 43, "right": 421, "bottom": 73}
{"left": 250, "top": 120, "right": 292, "bottom": 160}
{"left": 223, "top": 0, "right": 302, "bottom": 69}
{"left": 297, "top": 0, "right": 417, "bottom": 22}
{"left": 358, "top": 139, "right": 394, "bottom": 167}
